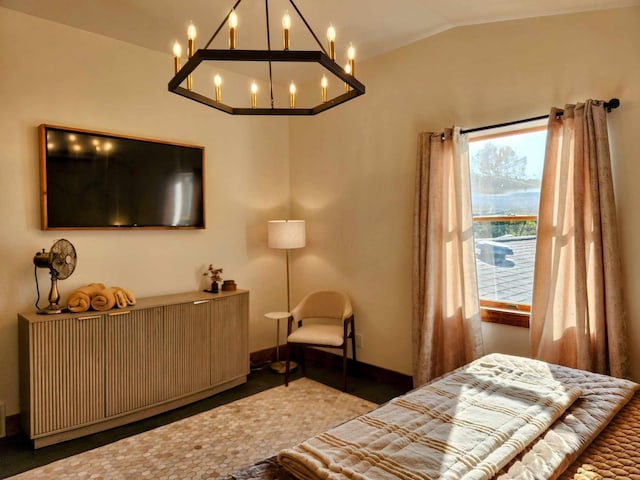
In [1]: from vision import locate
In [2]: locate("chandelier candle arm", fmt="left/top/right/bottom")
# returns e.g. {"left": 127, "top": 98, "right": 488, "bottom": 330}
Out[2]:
{"left": 283, "top": 13, "right": 291, "bottom": 50}
{"left": 187, "top": 23, "right": 196, "bottom": 57}
{"left": 214, "top": 74, "right": 222, "bottom": 102}
{"left": 172, "top": 41, "right": 182, "bottom": 73}
{"left": 229, "top": 10, "right": 238, "bottom": 49}
{"left": 344, "top": 63, "right": 351, "bottom": 92}
{"left": 327, "top": 24, "right": 336, "bottom": 60}
{"left": 251, "top": 81, "right": 258, "bottom": 108}
{"left": 347, "top": 43, "right": 355, "bottom": 77}
{"left": 289, "top": 82, "right": 296, "bottom": 108}
{"left": 187, "top": 23, "right": 197, "bottom": 91}
{"left": 321, "top": 75, "right": 328, "bottom": 102}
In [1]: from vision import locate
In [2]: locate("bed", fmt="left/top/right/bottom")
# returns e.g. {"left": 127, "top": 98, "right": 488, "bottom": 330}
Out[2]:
{"left": 225, "top": 354, "right": 640, "bottom": 480}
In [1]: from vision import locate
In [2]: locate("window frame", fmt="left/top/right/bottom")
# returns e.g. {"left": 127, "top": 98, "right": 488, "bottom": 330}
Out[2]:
{"left": 468, "top": 124, "right": 546, "bottom": 329}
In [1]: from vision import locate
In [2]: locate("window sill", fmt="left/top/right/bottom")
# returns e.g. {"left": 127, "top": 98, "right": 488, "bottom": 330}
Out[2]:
{"left": 480, "top": 307, "right": 530, "bottom": 328}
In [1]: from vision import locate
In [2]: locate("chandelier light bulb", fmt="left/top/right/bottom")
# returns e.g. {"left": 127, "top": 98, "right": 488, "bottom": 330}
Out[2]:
{"left": 229, "top": 10, "right": 238, "bottom": 28}
{"left": 172, "top": 41, "right": 182, "bottom": 58}
{"left": 214, "top": 74, "right": 222, "bottom": 87}
{"left": 327, "top": 24, "right": 336, "bottom": 42}
{"left": 187, "top": 23, "right": 197, "bottom": 40}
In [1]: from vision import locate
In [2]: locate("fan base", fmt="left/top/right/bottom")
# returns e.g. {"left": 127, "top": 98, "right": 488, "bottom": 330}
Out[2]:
{"left": 37, "top": 303, "right": 64, "bottom": 315}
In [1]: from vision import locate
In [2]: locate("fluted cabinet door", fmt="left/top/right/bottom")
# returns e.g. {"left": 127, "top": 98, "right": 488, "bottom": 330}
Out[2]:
{"left": 105, "top": 308, "right": 165, "bottom": 416}
{"left": 28, "top": 315, "right": 104, "bottom": 436}
{"left": 164, "top": 300, "right": 212, "bottom": 398}
{"left": 211, "top": 293, "right": 249, "bottom": 385}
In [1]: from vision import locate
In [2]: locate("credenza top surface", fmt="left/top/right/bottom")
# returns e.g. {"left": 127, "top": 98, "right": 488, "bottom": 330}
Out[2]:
{"left": 19, "top": 289, "right": 249, "bottom": 323}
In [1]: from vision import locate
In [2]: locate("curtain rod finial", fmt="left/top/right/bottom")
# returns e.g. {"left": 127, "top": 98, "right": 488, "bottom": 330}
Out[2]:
{"left": 606, "top": 98, "right": 620, "bottom": 112}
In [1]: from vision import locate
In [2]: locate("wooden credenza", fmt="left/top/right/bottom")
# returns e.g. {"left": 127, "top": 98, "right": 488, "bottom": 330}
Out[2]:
{"left": 18, "top": 290, "right": 249, "bottom": 448}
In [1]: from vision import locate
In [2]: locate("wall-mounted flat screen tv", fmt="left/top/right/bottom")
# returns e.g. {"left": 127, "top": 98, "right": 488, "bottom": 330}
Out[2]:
{"left": 39, "top": 124, "right": 205, "bottom": 230}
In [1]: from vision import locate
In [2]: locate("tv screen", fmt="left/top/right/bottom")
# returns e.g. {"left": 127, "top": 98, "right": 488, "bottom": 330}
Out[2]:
{"left": 39, "top": 125, "right": 205, "bottom": 230}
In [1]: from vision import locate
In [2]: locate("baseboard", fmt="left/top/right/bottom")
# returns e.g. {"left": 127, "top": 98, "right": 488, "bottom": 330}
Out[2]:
{"left": 250, "top": 346, "right": 413, "bottom": 392}
{"left": 250, "top": 345, "right": 280, "bottom": 370}
{"left": 6, "top": 413, "right": 21, "bottom": 437}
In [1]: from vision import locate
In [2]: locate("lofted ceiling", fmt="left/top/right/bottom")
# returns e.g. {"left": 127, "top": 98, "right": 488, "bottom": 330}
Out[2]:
{"left": 2, "top": 0, "right": 637, "bottom": 107}
{"left": 1, "top": 0, "right": 638, "bottom": 62}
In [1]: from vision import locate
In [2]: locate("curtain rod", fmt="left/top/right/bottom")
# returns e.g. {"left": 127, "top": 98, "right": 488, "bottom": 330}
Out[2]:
{"left": 460, "top": 98, "right": 621, "bottom": 135}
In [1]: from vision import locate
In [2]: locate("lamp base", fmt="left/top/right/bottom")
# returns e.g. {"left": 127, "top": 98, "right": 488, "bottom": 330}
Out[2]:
{"left": 270, "top": 360, "right": 297, "bottom": 375}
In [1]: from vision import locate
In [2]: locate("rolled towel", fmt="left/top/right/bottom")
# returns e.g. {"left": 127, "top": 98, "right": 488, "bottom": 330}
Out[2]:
{"left": 68, "top": 283, "right": 106, "bottom": 313}
{"left": 114, "top": 289, "right": 127, "bottom": 309}
{"left": 91, "top": 287, "right": 117, "bottom": 311}
{"left": 68, "top": 291, "right": 90, "bottom": 313}
{"left": 122, "top": 288, "right": 136, "bottom": 306}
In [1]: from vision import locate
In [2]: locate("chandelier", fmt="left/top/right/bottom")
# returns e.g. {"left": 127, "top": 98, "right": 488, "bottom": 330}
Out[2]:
{"left": 168, "top": 0, "right": 365, "bottom": 115}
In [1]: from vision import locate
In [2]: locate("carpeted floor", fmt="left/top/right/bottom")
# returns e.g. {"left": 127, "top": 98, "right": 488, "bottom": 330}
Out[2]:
{"left": 7, "top": 378, "right": 377, "bottom": 480}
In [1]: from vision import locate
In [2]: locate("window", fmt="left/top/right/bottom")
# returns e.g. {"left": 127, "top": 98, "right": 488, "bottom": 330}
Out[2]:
{"left": 468, "top": 125, "right": 547, "bottom": 328}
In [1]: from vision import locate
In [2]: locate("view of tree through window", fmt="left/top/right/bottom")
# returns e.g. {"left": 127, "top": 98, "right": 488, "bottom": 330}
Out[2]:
{"left": 468, "top": 126, "right": 546, "bottom": 322}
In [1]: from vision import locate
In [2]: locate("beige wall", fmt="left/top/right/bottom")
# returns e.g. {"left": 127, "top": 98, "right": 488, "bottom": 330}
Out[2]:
{"left": 289, "top": 7, "right": 640, "bottom": 378}
{"left": 2, "top": 5, "right": 639, "bottom": 418}
{"left": 0, "top": 8, "right": 292, "bottom": 415}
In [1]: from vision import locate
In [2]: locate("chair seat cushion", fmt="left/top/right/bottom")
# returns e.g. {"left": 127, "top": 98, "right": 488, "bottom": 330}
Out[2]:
{"left": 288, "top": 324, "right": 344, "bottom": 347}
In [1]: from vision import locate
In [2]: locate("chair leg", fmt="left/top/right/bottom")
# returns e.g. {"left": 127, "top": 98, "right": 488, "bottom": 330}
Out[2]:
{"left": 351, "top": 319, "right": 357, "bottom": 365}
{"left": 284, "top": 342, "right": 291, "bottom": 386}
{"left": 342, "top": 343, "right": 348, "bottom": 391}
{"left": 300, "top": 345, "right": 306, "bottom": 375}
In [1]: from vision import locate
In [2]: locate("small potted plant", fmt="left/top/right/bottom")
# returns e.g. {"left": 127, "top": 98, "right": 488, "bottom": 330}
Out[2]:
{"left": 204, "top": 265, "right": 223, "bottom": 293}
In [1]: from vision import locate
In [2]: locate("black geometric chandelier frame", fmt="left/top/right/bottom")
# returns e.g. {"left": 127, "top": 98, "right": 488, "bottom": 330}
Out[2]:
{"left": 168, "top": 0, "right": 366, "bottom": 115}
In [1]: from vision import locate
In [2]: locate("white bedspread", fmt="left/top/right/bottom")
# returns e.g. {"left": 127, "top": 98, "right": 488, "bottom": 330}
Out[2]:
{"left": 278, "top": 356, "right": 584, "bottom": 480}
{"left": 494, "top": 355, "right": 639, "bottom": 479}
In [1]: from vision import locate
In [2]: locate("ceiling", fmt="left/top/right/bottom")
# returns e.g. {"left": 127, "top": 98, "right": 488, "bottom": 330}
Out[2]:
{"left": 2, "top": 0, "right": 638, "bottom": 62}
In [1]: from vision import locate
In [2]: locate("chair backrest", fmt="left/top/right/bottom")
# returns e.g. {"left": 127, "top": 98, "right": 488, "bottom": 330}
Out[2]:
{"left": 291, "top": 290, "right": 353, "bottom": 321}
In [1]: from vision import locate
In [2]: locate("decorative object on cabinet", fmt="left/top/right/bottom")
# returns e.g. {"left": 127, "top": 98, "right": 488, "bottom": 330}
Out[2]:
{"left": 68, "top": 284, "right": 137, "bottom": 313}
{"left": 168, "top": 1, "right": 365, "bottom": 116}
{"left": 267, "top": 220, "right": 305, "bottom": 312}
{"left": 67, "top": 283, "right": 105, "bottom": 313}
{"left": 18, "top": 290, "right": 249, "bottom": 448}
{"left": 33, "top": 238, "right": 77, "bottom": 314}
{"left": 204, "top": 265, "right": 223, "bottom": 293}
{"left": 222, "top": 280, "right": 237, "bottom": 291}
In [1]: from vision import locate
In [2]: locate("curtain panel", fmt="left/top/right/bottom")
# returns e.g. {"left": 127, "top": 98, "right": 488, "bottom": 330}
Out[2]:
{"left": 412, "top": 128, "right": 484, "bottom": 387}
{"left": 531, "top": 100, "right": 629, "bottom": 378}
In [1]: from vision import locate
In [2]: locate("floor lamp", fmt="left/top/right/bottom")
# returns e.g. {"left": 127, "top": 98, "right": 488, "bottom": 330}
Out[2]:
{"left": 268, "top": 219, "right": 306, "bottom": 373}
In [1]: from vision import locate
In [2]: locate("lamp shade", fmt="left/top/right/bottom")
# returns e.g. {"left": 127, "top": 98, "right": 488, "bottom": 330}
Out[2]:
{"left": 268, "top": 220, "right": 306, "bottom": 249}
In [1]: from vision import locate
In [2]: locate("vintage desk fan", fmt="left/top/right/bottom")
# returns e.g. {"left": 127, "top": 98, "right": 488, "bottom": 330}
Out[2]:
{"left": 33, "top": 238, "right": 77, "bottom": 314}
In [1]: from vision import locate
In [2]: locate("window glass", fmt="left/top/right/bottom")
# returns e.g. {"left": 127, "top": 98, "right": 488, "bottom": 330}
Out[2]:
{"left": 469, "top": 127, "right": 546, "bottom": 313}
